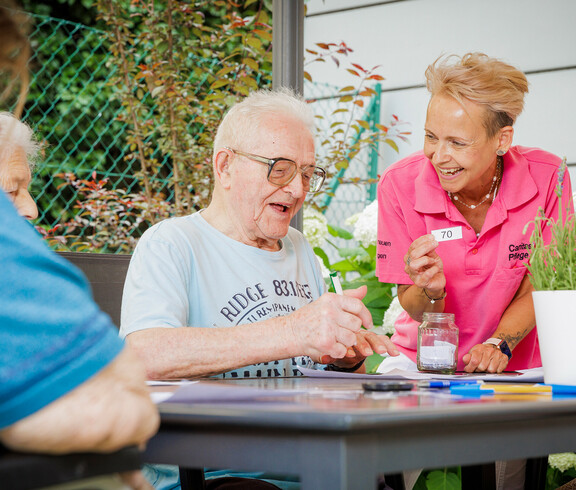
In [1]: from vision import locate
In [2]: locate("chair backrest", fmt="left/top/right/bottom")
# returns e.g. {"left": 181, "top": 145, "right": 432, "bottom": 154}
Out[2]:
{"left": 0, "top": 444, "right": 142, "bottom": 490}
{"left": 57, "top": 252, "right": 132, "bottom": 328}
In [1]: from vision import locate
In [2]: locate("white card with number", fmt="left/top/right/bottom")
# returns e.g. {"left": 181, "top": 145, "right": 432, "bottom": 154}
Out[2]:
{"left": 431, "top": 226, "right": 463, "bottom": 242}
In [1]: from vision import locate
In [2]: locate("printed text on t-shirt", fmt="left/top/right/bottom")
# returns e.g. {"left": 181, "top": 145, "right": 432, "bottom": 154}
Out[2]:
{"left": 219, "top": 280, "right": 312, "bottom": 324}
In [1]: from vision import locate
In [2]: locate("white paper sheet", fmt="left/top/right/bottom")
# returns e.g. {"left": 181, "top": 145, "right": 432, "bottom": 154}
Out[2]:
{"left": 298, "top": 366, "right": 544, "bottom": 383}
{"left": 162, "top": 382, "right": 304, "bottom": 404}
{"left": 147, "top": 380, "right": 197, "bottom": 386}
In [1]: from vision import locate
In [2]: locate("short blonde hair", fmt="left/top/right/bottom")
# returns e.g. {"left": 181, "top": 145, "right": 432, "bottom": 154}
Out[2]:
{"left": 425, "top": 52, "right": 529, "bottom": 137}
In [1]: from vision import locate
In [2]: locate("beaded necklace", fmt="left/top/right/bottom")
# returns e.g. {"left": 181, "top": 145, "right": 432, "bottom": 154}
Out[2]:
{"left": 448, "top": 157, "right": 502, "bottom": 210}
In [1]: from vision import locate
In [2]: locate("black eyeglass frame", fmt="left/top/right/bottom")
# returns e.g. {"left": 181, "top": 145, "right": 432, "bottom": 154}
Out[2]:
{"left": 225, "top": 147, "right": 326, "bottom": 193}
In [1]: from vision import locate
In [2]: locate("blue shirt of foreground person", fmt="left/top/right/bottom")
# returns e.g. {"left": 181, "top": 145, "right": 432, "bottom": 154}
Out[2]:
{"left": 0, "top": 187, "right": 159, "bottom": 464}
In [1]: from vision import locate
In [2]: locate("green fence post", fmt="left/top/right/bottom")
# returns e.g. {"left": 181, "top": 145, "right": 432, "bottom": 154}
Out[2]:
{"left": 320, "top": 83, "right": 382, "bottom": 211}
{"left": 366, "top": 83, "right": 381, "bottom": 203}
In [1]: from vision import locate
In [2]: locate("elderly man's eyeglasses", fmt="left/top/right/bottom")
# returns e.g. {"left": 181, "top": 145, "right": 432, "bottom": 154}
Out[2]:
{"left": 226, "top": 148, "right": 326, "bottom": 193}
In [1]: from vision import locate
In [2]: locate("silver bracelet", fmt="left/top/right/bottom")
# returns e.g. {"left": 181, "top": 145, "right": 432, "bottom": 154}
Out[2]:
{"left": 423, "top": 288, "right": 447, "bottom": 304}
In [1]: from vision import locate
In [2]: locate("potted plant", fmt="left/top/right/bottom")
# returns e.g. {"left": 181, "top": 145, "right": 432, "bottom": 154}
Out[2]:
{"left": 524, "top": 158, "right": 576, "bottom": 385}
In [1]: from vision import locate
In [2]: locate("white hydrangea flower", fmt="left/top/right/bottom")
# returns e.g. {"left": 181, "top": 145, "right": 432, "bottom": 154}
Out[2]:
{"left": 549, "top": 453, "right": 576, "bottom": 472}
{"left": 303, "top": 206, "right": 328, "bottom": 249}
{"left": 381, "top": 296, "right": 403, "bottom": 335}
{"left": 346, "top": 200, "right": 378, "bottom": 248}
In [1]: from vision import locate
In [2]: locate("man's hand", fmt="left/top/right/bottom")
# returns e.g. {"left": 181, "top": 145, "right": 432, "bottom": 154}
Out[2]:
{"left": 286, "top": 285, "right": 397, "bottom": 364}
{"left": 0, "top": 347, "right": 159, "bottom": 454}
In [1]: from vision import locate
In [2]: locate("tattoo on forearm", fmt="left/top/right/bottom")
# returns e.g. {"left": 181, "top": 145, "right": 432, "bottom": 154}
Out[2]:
{"left": 502, "top": 329, "right": 530, "bottom": 349}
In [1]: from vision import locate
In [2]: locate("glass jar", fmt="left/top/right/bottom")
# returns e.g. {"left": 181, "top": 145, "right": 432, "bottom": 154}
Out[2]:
{"left": 417, "top": 312, "right": 459, "bottom": 374}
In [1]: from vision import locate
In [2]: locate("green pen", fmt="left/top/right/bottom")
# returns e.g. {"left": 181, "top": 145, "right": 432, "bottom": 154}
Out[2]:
{"left": 329, "top": 271, "right": 343, "bottom": 295}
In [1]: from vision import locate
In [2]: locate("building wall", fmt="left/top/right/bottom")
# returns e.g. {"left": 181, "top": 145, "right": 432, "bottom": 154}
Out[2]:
{"left": 304, "top": 0, "right": 576, "bottom": 186}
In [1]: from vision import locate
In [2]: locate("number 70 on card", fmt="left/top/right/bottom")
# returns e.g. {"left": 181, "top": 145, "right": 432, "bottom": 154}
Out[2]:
{"left": 431, "top": 226, "right": 463, "bottom": 242}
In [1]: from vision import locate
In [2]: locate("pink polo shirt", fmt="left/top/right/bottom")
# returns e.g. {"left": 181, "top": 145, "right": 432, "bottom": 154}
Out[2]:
{"left": 376, "top": 146, "right": 573, "bottom": 370}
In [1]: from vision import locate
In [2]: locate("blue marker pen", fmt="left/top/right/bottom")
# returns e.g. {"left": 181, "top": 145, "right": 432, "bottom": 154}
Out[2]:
{"left": 419, "top": 380, "right": 480, "bottom": 389}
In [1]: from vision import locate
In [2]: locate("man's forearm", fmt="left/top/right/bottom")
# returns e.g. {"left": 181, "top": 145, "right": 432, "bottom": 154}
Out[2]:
{"left": 0, "top": 347, "right": 159, "bottom": 454}
{"left": 126, "top": 318, "right": 298, "bottom": 379}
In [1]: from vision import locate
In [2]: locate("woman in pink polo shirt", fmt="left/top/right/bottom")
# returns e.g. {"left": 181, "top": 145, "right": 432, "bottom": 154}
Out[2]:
{"left": 376, "top": 52, "right": 573, "bottom": 374}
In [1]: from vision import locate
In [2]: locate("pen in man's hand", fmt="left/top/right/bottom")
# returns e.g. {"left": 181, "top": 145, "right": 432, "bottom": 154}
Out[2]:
{"left": 329, "top": 271, "right": 343, "bottom": 295}
{"left": 328, "top": 271, "right": 357, "bottom": 358}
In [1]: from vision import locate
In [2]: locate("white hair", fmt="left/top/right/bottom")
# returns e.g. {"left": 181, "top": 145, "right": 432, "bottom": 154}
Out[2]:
{"left": 0, "top": 112, "right": 41, "bottom": 170}
{"left": 213, "top": 87, "right": 315, "bottom": 155}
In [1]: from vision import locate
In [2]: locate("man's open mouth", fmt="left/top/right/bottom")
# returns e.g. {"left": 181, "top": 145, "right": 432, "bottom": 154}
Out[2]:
{"left": 270, "top": 203, "right": 290, "bottom": 213}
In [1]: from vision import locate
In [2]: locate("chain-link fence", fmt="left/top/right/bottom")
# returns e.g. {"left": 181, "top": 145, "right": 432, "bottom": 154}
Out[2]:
{"left": 17, "top": 14, "right": 382, "bottom": 252}
{"left": 22, "top": 14, "right": 131, "bottom": 227}
{"left": 305, "top": 80, "right": 381, "bottom": 225}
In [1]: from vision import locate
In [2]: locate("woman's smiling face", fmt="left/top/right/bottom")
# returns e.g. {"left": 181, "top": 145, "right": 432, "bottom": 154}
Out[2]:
{"left": 423, "top": 94, "right": 506, "bottom": 201}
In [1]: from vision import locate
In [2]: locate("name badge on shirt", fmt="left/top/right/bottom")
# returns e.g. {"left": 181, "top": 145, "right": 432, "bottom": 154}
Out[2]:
{"left": 431, "top": 226, "right": 463, "bottom": 242}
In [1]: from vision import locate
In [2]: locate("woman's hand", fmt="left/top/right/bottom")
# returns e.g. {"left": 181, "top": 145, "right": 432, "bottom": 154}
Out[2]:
{"left": 462, "top": 343, "right": 509, "bottom": 373}
{"left": 404, "top": 234, "right": 446, "bottom": 296}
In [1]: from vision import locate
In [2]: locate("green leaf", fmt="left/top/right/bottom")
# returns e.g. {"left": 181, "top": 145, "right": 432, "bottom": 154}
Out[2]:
{"left": 210, "top": 79, "right": 230, "bottom": 90}
{"left": 246, "top": 37, "right": 262, "bottom": 50}
{"left": 364, "top": 289, "right": 392, "bottom": 308}
{"left": 327, "top": 224, "right": 354, "bottom": 239}
{"left": 426, "top": 469, "right": 461, "bottom": 490}
{"left": 216, "top": 65, "right": 236, "bottom": 77}
{"left": 335, "top": 158, "right": 348, "bottom": 170}
{"left": 357, "top": 119, "right": 370, "bottom": 130}
{"left": 368, "top": 308, "right": 385, "bottom": 327}
{"left": 330, "top": 260, "right": 357, "bottom": 273}
{"left": 338, "top": 246, "right": 367, "bottom": 258}
{"left": 384, "top": 138, "right": 399, "bottom": 152}
{"left": 313, "top": 246, "right": 331, "bottom": 268}
{"left": 365, "top": 353, "right": 384, "bottom": 373}
{"left": 242, "top": 57, "right": 259, "bottom": 70}
{"left": 151, "top": 86, "right": 164, "bottom": 98}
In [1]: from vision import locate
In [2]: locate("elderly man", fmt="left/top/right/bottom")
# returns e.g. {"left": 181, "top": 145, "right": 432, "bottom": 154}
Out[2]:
{"left": 121, "top": 88, "right": 398, "bottom": 380}
{"left": 120, "top": 87, "right": 398, "bottom": 489}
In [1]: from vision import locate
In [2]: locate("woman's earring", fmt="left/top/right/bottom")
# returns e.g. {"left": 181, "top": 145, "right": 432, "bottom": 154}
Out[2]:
{"left": 496, "top": 149, "right": 506, "bottom": 156}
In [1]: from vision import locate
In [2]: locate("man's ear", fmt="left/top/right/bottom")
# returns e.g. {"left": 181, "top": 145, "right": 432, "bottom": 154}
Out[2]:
{"left": 213, "top": 148, "right": 233, "bottom": 189}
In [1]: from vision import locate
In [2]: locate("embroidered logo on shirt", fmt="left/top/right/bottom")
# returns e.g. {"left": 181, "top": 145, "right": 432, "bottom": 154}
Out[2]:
{"left": 508, "top": 242, "right": 532, "bottom": 261}
{"left": 377, "top": 239, "right": 391, "bottom": 260}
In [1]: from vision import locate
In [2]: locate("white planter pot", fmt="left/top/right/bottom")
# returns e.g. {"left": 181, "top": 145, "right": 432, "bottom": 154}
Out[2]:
{"left": 533, "top": 290, "right": 576, "bottom": 385}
